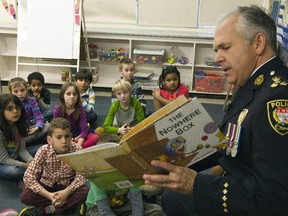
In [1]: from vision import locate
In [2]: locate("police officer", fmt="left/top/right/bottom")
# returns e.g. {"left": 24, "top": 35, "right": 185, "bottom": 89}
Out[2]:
{"left": 143, "top": 5, "right": 288, "bottom": 216}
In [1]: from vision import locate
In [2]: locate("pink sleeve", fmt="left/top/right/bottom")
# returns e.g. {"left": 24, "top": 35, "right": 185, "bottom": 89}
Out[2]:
{"left": 177, "top": 84, "right": 189, "bottom": 99}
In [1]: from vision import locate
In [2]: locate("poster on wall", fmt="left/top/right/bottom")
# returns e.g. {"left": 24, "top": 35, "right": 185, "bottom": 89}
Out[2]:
{"left": 0, "top": 0, "right": 17, "bottom": 27}
{"left": 17, "top": 0, "right": 81, "bottom": 59}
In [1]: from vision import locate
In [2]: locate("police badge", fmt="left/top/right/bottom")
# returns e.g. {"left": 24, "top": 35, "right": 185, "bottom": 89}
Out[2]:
{"left": 267, "top": 99, "right": 288, "bottom": 136}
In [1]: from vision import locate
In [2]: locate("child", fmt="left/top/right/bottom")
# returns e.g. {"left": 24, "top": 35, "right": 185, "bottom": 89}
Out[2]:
{"left": 91, "top": 80, "right": 162, "bottom": 216}
{"left": 0, "top": 94, "right": 38, "bottom": 181}
{"left": 53, "top": 82, "right": 99, "bottom": 148}
{"left": 85, "top": 182, "right": 163, "bottom": 216}
{"left": 20, "top": 117, "right": 89, "bottom": 215}
{"left": 8, "top": 77, "right": 49, "bottom": 146}
{"left": 74, "top": 69, "right": 98, "bottom": 129}
{"left": 27, "top": 71, "right": 53, "bottom": 122}
{"left": 112, "top": 58, "right": 151, "bottom": 117}
{"left": 96, "top": 79, "right": 145, "bottom": 139}
{"left": 153, "top": 65, "right": 189, "bottom": 111}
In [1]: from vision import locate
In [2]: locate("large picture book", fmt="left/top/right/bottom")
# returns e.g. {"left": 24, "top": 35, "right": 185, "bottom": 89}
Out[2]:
{"left": 58, "top": 96, "right": 226, "bottom": 190}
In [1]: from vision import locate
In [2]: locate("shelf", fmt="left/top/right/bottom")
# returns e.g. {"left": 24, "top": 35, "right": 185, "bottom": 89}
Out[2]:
{"left": 0, "top": 31, "right": 229, "bottom": 97}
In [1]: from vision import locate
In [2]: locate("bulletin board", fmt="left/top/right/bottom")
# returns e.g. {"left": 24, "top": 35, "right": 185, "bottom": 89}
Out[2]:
{"left": 17, "top": 0, "right": 81, "bottom": 59}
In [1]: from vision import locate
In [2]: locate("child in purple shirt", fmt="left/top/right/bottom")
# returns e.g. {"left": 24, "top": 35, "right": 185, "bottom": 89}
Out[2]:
{"left": 8, "top": 77, "right": 49, "bottom": 146}
{"left": 53, "top": 82, "right": 99, "bottom": 148}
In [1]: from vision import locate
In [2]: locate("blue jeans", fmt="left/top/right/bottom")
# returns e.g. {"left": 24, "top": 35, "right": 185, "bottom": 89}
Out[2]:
{"left": 0, "top": 144, "right": 41, "bottom": 181}
{"left": 87, "top": 111, "right": 98, "bottom": 129}
{"left": 42, "top": 109, "right": 53, "bottom": 122}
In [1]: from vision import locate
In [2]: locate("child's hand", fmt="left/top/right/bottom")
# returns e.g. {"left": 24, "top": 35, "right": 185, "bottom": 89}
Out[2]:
{"left": 28, "top": 127, "right": 39, "bottom": 135}
{"left": 152, "top": 89, "right": 161, "bottom": 98}
{"left": 22, "top": 162, "right": 30, "bottom": 169}
{"left": 118, "top": 124, "right": 131, "bottom": 135}
{"left": 33, "top": 92, "right": 40, "bottom": 101}
{"left": 51, "top": 192, "right": 67, "bottom": 207}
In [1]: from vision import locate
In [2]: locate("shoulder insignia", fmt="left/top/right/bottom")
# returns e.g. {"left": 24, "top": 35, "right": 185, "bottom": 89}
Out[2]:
{"left": 271, "top": 76, "right": 288, "bottom": 88}
{"left": 267, "top": 100, "right": 288, "bottom": 136}
{"left": 254, "top": 74, "right": 264, "bottom": 86}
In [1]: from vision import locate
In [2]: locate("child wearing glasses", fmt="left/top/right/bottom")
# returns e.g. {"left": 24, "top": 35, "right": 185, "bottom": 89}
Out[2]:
{"left": 152, "top": 66, "right": 189, "bottom": 111}
{"left": 0, "top": 94, "right": 39, "bottom": 181}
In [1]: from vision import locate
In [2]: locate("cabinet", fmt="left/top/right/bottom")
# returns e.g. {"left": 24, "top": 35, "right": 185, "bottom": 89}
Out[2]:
{"left": 0, "top": 30, "right": 80, "bottom": 85}
{"left": 0, "top": 30, "right": 228, "bottom": 96}
{"left": 87, "top": 33, "right": 228, "bottom": 95}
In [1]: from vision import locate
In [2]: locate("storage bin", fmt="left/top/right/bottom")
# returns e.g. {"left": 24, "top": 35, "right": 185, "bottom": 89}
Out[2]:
{"left": 133, "top": 48, "right": 165, "bottom": 64}
{"left": 100, "top": 48, "right": 126, "bottom": 62}
{"left": 194, "top": 71, "right": 225, "bottom": 93}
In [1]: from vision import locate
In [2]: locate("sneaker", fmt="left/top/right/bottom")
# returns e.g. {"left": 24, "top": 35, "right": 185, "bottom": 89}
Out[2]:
{"left": 80, "top": 203, "right": 87, "bottom": 216}
{"left": 0, "top": 208, "right": 18, "bottom": 216}
{"left": 18, "top": 206, "right": 43, "bottom": 216}
{"left": 141, "top": 185, "right": 164, "bottom": 198}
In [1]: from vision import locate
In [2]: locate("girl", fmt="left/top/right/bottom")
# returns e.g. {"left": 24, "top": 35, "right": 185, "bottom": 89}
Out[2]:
{"left": 8, "top": 77, "right": 49, "bottom": 146}
{"left": 152, "top": 66, "right": 189, "bottom": 111}
{"left": 0, "top": 94, "right": 38, "bottom": 181}
{"left": 53, "top": 82, "right": 99, "bottom": 148}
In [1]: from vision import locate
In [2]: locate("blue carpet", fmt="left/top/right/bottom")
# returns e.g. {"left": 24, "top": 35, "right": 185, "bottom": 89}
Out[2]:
{"left": 0, "top": 96, "right": 224, "bottom": 212}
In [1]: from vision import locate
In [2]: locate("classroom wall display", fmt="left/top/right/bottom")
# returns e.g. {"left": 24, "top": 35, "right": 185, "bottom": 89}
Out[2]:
{"left": 17, "top": 0, "right": 81, "bottom": 59}
{"left": 0, "top": 0, "right": 17, "bottom": 28}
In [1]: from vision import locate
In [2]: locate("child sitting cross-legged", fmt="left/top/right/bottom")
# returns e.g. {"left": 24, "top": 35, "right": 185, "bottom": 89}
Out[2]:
{"left": 20, "top": 117, "right": 89, "bottom": 215}
{"left": 27, "top": 71, "right": 53, "bottom": 122}
{"left": 8, "top": 77, "right": 49, "bottom": 146}
{"left": 54, "top": 82, "right": 100, "bottom": 148}
{"left": 112, "top": 58, "right": 151, "bottom": 117}
{"left": 74, "top": 69, "right": 98, "bottom": 129}
{"left": 90, "top": 80, "right": 162, "bottom": 216}
{"left": 96, "top": 79, "right": 145, "bottom": 142}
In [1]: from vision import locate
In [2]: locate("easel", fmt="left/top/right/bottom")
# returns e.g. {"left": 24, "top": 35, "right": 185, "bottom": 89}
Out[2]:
{"left": 15, "top": 0, "right": 91, "bottom": 79}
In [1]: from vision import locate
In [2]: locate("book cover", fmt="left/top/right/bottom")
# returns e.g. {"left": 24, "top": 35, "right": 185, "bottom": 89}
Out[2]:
{"left": 58, "top": 96, "right": 226, "bottom": 190}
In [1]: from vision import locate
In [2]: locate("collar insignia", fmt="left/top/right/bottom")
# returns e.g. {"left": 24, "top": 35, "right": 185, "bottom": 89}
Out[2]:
{"left": 267, "top": 99, "right": 288, "bottom": 136}
{"left": 271, "top": 76, "right": 288, "bottom": 88}
{"left": 254, "top": 75, "right": 264, "bottom": 86}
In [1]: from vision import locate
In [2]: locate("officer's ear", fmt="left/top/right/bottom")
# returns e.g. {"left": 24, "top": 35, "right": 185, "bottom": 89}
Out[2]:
{"left": 254, "top": 33, "right": 266, "bottom": 56}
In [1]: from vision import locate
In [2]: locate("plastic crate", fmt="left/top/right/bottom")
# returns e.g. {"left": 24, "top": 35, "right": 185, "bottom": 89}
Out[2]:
{"left": 100, "top": 49, "right": 126, "bottom": 62}
{"left": 133, "top": 48, "right": 165, "bottom": 64}
{"left": 194, "top": 71, "right": 225, "bottom": 93}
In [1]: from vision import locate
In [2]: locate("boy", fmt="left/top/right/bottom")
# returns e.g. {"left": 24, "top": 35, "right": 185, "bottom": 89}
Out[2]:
{"left": 74, "top": 69, "right": 98, "bottom": 129}
{"left": 20, "top": 117, "right": 89, "bottom": 215}
{"left": 91, "top": 80, "right": 162, "bottom": 216}
{"left": 27, "top": 71, "right": 53, "bottom": 122}
{"left": 97, "top": 79, "right": 145, "bottom": 138}
{"left": 112, "top": 58, "right": 151, "bottom": 117}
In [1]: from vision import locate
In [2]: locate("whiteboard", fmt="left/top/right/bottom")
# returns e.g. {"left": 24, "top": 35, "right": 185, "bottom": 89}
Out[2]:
{"left": 17, "top": 0, "right": 81, "bottom": 59}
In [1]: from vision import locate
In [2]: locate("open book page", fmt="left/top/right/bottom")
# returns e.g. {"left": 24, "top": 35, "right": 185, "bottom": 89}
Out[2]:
{"left": 57, "top": 142, "right": 144, "bottom": 190}
{"left": 58, "top": 96, "right": 226, "bottom": 190}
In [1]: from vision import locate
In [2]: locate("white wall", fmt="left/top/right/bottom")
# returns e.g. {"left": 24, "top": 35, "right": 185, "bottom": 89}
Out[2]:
{"left": 0, "top": 0, "right": 268, "bottom": 31}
